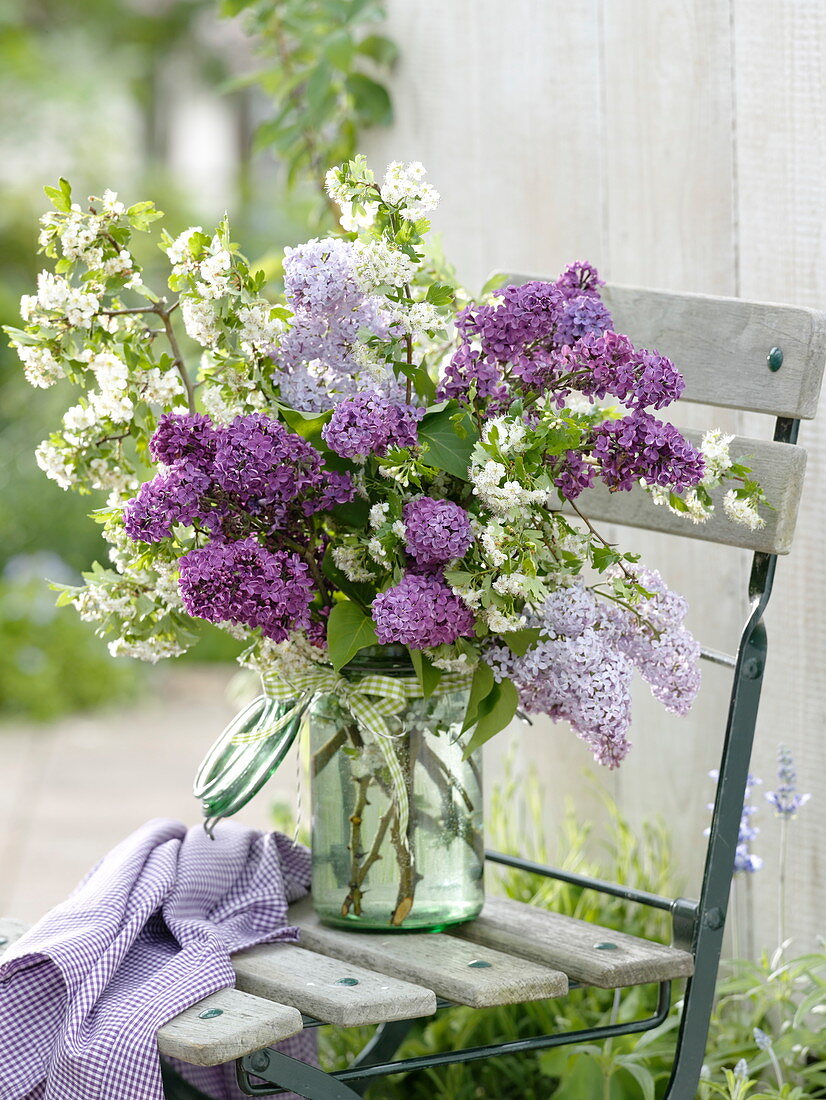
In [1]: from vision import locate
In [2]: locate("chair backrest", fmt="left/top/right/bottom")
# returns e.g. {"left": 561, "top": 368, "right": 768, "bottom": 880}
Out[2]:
{"left": 495, "top": 275, "right": 826, "bottom": 555}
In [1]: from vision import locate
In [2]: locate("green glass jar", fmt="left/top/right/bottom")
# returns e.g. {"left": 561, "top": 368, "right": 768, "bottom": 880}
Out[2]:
{"left": 309, "top": 648, "right": 484, "bottom": 931}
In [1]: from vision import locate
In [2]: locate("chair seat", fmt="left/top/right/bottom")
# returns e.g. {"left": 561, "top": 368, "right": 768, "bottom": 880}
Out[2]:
{"left": 0, "top": 900, "right": 693, "bottom": 1067}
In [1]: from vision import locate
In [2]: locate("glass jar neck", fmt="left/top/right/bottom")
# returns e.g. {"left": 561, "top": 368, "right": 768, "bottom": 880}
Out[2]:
{"left": 342, "top": 644, "right": 415, "bottom": 679}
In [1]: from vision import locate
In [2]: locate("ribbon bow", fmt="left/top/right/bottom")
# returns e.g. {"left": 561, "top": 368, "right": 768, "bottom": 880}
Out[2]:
{"left": 236, "top": 665, "right": 471, "bottom": 849}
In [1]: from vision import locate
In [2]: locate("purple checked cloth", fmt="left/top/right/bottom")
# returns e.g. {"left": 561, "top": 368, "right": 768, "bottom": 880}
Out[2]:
{"left": 0, "top": 818, "right": 317, "bottom": 1100}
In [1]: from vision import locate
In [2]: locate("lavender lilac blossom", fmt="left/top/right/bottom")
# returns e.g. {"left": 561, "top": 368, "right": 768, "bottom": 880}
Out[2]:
{"left": 372, "top": 572, "right": 475, "bottom": 649}
{"left": 322, "top": 391, "right": 423, "bottom": 459}
{"left": 555, "top": 294, "right": 613, "bottom": 349}
{"left": 272, "top": 238, "right": 398, "bottom": 412}
{"left": 403, "top": 497, "right": 473, "bottom": 567}
{"left": 486, "top": 574, "right": 701, "bottom": 767}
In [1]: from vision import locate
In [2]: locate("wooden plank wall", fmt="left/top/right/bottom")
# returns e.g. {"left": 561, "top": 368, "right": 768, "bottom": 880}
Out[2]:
{"left": 364, "top": 0, "right": 825, "bottom": 952}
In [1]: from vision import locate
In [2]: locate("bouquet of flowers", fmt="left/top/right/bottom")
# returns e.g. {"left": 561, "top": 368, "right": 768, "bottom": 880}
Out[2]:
{"left": 9, "top": 157, "right": 766, "bottom": 769}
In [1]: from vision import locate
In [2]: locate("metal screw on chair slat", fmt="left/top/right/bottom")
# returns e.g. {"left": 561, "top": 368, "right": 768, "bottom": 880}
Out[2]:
{"left": 248, "top": 1050, "right": 270, "bottom": 1073}
{"left": 336, "top": 977, "right": 359, "bottom": 985}
{"left": 595, "top": 942, "right": 619, "bottom": 950}
{"left": 767, "top": 347, "right": 784, "bottom": 371}
{"left": 468, "top": 959, "right": 492, "bottom": 968}
{"left": 198, "top": 1008, "right": 224, "bottom": 1019}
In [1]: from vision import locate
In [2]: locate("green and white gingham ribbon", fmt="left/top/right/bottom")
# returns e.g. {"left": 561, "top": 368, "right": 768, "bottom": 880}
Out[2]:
{"left": 235, "top": 665, "right": 471, "bottom": 849}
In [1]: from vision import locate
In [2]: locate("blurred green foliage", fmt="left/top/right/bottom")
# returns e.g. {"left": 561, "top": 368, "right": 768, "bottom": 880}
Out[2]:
{"left": 0, "top": 557, "right": 137, "bottom": 720}
{"left": 224, "top": 0, "right": 395, "bottom": 224}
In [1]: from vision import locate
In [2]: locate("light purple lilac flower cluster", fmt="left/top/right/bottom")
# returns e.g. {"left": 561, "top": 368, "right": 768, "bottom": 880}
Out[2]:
{"left": 372, "top": 573, "right": 475, "bottom": 649}
{"left": 124, "top": 411, "right": 353, "bottom": 640}
{"left": 403, "top": 497, "right": 473, "bottom": 568}
{"left": 486, "top": 571, "right": 700, "bottom": 767}
{"left": 322, "top": 391, "right": 423, "bottom": 459}
{"left": 272, "top": 238, "right": 400, "bottom": 412}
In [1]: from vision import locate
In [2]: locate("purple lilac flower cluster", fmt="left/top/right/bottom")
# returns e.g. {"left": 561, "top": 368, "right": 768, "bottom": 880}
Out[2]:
{"left": 436, "top": 344, "right": 509, "bottom": 407}
{"left": 124, "top": 411, "right": 352, "bottom": 640}
{"left": 372, "top": 573, "right": 475, "bottom": 649}
{"left": 486, "top": 572, "right": 700, "bottom": 767}
{"left": 322, "top": 391, "right": 423, "bottom": 460}
{"left": 438, "top": 267, "right": 612, "bottom": 402}
{"left": 178, "top": 538, "right": 314, "bottom": 640}
{"left": 551, "top": 331, "right": 685, "bottom": 410}
{"left": 765, "top": 743, "right": 811, "bottom": 818}
{"left": 403, "top": 497, "right": 473, "bottom": 568}
{"left": 551, "top": 412, "right": 705, "bottom": 500}
{"left": 149, "top": 412, "right": 218, "bottom": 465}
{"left": 272, "top": 238, "right": 399, "bottom": 412}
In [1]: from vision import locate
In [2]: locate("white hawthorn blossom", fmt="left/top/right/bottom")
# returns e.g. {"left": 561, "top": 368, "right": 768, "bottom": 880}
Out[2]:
{"left": 34, "top": 271, "right": 99, "bottom": 327}
{"left": 723, "top": 490, "right": 765, "bottom": 530}
{"left": 353, "top": 238, "right": 418, "bottom": 289}
{"left": 181, "top": 297, "right": 220, "bottom": 348}
{"left": 382, "top": 161, "right": 440, "bottom": 220}
{"left": 35, "top": 441, "right": 75, "bottom": 489}
{"left": 14, "top": 344, "right": 65, "bottom": 388}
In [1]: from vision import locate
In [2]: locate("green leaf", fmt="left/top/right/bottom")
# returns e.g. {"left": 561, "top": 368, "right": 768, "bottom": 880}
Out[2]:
{"left": 356, "top": 33, "right": 400, "bottom": 67}
{"left": 345, "top": 73, "right": 393, "bottom": 126}
{"left": 279, "top": 404, "right": 332, "bottom": 450}
{"left": 462, "top": 660, "right": 494, "bottom": 732}
{"left": 324, "top": 32, "right": 355, "bottom": 71}
{"left": 326, "top": 600, "right": 379, "bottom": 672}
{"left": 463, "top": 677, "right": 519, "bottom": 756}
{"left": 44, "top": 178, "right": 72, "bottom": 212}
{"left": 500, "top": 627, "right": 542, "bottom": 656}
{"left": 409, "top": 649, "right": 443, "bottom": 698}
{"left": 425, "top": 282, "right": 454, "bottom": 306}
{"left": 418, "top": 404, "right": 479, "bottom": 480}
{"left": 591, "top": 545, "right": 622, "bottom": 572}
{"left": 541, "top": 424, "right": 582, "bottom": 456}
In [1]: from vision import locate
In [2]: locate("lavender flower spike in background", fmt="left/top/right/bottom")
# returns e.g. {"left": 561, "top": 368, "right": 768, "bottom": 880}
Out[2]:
{"left": 765, "top": 743, "right": 811, "bottom": 818}
{"left": 707, "top": 770, "right": 763, "bottom": 874}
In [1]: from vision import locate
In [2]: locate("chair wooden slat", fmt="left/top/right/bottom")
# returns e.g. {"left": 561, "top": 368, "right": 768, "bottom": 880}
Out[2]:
{"left": 449, "top": 897, "right": 694, "bottom": 989}
{"left": 232, "top": 942, "right": 437, "bottom": 1027}
{"left": 157, "top": 988, "right": 303, "bottom": 1067}
{"left": 564, "top": 430, "right": 806, "bottom": 555}
{"left": 495, "top": 273, "right": 826, "bottom": 419}
{"left": 289, "top": 898, "right": 568, "bottom": 1008}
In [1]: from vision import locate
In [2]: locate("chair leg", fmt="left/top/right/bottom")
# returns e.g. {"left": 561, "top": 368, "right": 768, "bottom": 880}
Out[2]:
{"left": 237, "top": 1049, "right": 365, "bottom": 1099}
{"left": 347, "top": 1020, "right": 414, "bottom": 1096}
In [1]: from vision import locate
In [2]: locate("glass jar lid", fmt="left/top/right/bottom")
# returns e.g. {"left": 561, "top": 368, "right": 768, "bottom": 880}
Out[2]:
{"left": 193, "top": 693, "right": 309, "bottom": 833}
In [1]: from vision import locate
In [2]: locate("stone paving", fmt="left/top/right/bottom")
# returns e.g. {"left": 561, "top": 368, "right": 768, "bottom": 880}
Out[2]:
{"left": 0, "top": 666, "right": 299, "bottom": 924}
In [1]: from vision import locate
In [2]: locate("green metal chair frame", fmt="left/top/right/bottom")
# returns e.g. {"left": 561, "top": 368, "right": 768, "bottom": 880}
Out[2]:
{"left": 162, "top": 278, "right": 824, "bottom": 1100}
